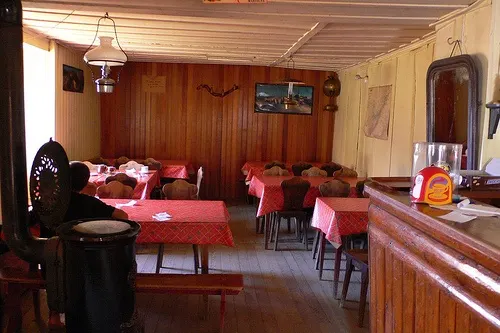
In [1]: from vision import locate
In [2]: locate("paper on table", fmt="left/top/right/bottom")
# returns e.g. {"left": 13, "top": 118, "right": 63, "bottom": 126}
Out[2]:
{"left": 438, "top": 211, "right": 477, "bottom": 223}
{"left": 431, "top": 199, "right": 500, "bottom": 217}
{"left": 115, "top": 200, "right": 137, "bottom": 208}
{"left": 152, "top": 212, "right": 172, "bottom": 221}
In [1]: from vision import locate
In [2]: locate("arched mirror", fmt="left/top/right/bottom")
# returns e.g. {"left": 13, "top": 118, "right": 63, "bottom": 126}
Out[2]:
{"left": 426, "top": 55, "right": 479, "bottom": 170}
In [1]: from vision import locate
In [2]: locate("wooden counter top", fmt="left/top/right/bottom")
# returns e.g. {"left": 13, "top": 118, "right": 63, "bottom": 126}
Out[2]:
{"left": 365, "top": 182, "right": 500, "bottom": 332}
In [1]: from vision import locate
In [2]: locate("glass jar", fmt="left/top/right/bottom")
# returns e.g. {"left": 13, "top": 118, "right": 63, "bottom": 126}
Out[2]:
{"left": 411, "top": 142, "right": 463, "bottom": 193}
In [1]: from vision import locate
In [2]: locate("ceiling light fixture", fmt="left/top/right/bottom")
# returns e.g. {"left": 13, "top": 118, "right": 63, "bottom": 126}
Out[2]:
{"left": 84, "top": 12, "right": 128, "bottom": 93}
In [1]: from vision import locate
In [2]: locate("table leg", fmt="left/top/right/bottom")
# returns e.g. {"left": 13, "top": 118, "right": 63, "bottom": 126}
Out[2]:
{"left": 333, "top": 245, "right": 343, "bottom": 299}
{"left": 264, "top": 214, "right": 269, "bottom": 250}
{"left": 200, "top": 245, "right": 209, "bottom": 274}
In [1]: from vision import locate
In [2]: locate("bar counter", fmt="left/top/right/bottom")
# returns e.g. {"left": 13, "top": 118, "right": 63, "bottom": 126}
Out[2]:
{"left": 365, "top": 183, "right": 500, "bottom": 333}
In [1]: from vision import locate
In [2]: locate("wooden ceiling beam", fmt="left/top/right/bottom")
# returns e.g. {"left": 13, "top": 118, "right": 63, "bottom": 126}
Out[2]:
{"left": 269, "top": 22, "right": 326, "bottom": 66}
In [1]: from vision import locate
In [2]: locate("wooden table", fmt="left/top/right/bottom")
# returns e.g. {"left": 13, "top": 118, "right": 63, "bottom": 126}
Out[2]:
{"left": 310, "top": 197, "right": 369, "bottom": 294}
{"left": 248, "top": 175, "right": 361, "bottom": 217}
{"left": 365, "top": 183, "right": 500, "bottom": 332}
{"left": 90, "top": 171, "right": 160, "bottom": 200}
{"left": 157, "top": 160, "right": 195, "bottom": 179}
{"left": 101, "top": 199, "right": 234, "bottom": 274}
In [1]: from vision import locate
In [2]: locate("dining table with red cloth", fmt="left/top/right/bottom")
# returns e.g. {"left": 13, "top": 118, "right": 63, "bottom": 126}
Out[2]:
{"left": 89, "top": 170, "right": 160, "bottom": 200}
{"left": 310, "top": 197, "right": 369, "bottom": 245}
{"left": 248, "top": 175, "right": 361, "bottom": 217}
{"left": 242, "top": 161, "right": 325, "bottom": 184}
{"left": 101, "top": 199, "right": 233, "bottom": 273}
{"left": 101, "top": 199, "right": 234, "bottom": 246}
{"left": 156, "top": 160, "right": 195, "bottom": 179}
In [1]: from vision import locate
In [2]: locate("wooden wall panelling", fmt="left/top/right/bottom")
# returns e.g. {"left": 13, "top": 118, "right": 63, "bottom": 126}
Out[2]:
{"left": 55, "top": 43, "right": 100, "bottom": 161}
{"left": 101, "top": 63, "right": 333, "bottom": 200}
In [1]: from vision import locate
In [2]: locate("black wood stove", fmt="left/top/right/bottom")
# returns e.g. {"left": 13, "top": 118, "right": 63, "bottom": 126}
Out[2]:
{"left": 0, "top": 1, "right": 143, "bottom": 331}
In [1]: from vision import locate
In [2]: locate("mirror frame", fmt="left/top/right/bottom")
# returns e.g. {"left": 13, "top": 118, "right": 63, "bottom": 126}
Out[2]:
{"left": 426, "top": 54, "right": 479, "bottom": 170}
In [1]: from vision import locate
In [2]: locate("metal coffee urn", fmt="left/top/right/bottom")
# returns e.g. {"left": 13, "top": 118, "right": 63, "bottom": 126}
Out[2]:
{"left": 0, "top": 0, "right": 142, "bottom": 331}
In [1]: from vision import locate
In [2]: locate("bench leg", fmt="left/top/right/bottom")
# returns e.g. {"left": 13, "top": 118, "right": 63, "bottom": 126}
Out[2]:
{"left": 219, "top": 291, "right": 226, "bottom": 333}
{"left": 4, "top": 284, "right": 23, "bottom": 333}
{"left": 156, "top": 243, "right": 165, "bottom": 274}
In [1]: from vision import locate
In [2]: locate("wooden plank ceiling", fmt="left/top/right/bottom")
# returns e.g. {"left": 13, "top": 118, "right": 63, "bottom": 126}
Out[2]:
{"left": 22, "top": 0, "right": 475, "bottom": 71}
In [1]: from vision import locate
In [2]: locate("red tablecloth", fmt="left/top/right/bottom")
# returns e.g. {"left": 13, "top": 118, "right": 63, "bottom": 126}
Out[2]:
{"left": 103, "top": 158, "right": 194, "bottom": 179}
{"left": 311, "top": 197, "right": 369, "bottom": 245}
{"left": 157, "top": 160, "right": 195, "bottom": 179}
{"left": 242, "top": 161, "right": 325, "bottom": 184}
{"left": 248, "top": 175, "right": 361, "bottom": 217}
{"left": 101, "top": 199, "right": 234, "bottom": 246}
{"left": 90, "top": 171, "right": 160, "bottom": 200}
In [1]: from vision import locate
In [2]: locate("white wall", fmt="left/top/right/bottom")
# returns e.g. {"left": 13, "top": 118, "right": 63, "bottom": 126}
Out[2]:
{"left": 334, "top": 0, "right": 500, "bottom": 176}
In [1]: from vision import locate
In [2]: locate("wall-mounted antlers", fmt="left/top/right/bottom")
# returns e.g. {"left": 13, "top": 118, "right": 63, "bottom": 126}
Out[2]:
{"left": 196, "top": 84, "right": 239, "bottom": 98}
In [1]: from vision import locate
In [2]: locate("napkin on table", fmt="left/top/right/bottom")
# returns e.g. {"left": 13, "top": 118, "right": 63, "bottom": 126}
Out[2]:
{"left": 115, "top": 200, "right": 137, "bottom": 208}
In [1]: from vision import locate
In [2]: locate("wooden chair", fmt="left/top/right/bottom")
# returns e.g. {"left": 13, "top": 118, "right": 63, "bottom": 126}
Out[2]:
{"left": 333, "top": 166, "right": 358, "bottom": 178}
{"left": 262, "top": 166, "right": 289, "bottom": 176}
{"left": 196, "top": 166, "right": 204, "bottom": 199}
{"left": 301, "top": 166, "right": 327, "bottom": 177}
{"left": 80, "top": 182, "right": 97, "bottom": 196}
{"left": 141, "top": 157, "right": 162, "bottom": 171}
{"left": 268, "top": 177, "right": 311, "bottom": 251}
{"left": 264, "top": 161, "right": 286, "bottom": 170}
{"left": 88, "top": 156, "right": 112, "bottom": 166}
{"left": 320, "top": 162, "right": 343, "bottom": 177}
{"left": 339, "top": 249, "right": 369, "bottom": 327}
{"left": 162, "top": 180, "right": 198, "bottom": 201}
{"left": 105, "top": 173, "right": 138, "bottom": 189}
{"left": 114, "top": 156, "right": 130, "bottom": 168}
{"left": 291, "top": 162, "right": 313, "bottom": 176}
{"left": 160, "top": 180, "right": 200, "bottom": 274}
{"left": 119, "top": 160, "right": 145, "bottom": 172}
{"left": 96, "top": 181, "right": 134, "bottom": 199}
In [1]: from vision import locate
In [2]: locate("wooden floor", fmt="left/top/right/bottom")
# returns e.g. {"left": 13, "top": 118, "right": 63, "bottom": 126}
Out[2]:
{"left": 20, "top": 203, "right": 369, "bottom": 333}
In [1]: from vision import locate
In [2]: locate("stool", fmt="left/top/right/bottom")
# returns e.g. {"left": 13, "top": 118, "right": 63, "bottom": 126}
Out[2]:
{"left": 339, "top": 248, "right": 369, "bottom": 327}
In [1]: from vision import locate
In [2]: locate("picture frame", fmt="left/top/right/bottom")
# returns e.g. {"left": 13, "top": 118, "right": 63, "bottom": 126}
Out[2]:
{"left": 63, "top": 64, "right": 84, "bottom": 93}
{"left": 254, "top": 83, "right": 314, "bottom": 115}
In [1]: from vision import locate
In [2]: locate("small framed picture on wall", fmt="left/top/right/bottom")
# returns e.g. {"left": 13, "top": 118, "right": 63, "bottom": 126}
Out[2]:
{"left": 63, "top": 64, "right": 84, "bottom": 93}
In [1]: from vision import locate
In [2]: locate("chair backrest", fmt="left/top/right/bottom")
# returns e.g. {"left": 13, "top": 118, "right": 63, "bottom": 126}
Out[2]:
{"left": 301, "top": 166, "right": 327, "bottom": 177}
{"left": 319, "top": 180, "right": 351, "bottom": 197}
{"left": 88, "top": 156, "right": 112, "bottom": 166}
{"left": 291, "top": 162, "right": 313, "bottom": 176}
{"left": 141, "top": 158, "right": 162, "bottom": 171}
{"left": 82, "top": 161, "right": 98, "bottom": 173}
{"left": 119, "top": 160, "right": 144, "bottom": 172}
{"left": 163, "top": 180, "right": 198, "bottom": 200}
{"left": 97, "top": 181, "right": 134, "bottom": 199}
{"left": 264, "top": 160, "right": 286, "bottom": 170}
{"left": 320, "top": 162, "right": 343, "bottom": 177}
{"left": 355, "top": 180, "right": 368, "bottom": 198}
{"left": 114, "top": 156, "right": 130, "bottom": 168}
{"left": 81, "top": 182, "right": 97, "bottom": 196}
{"left": 281, "top": 177, "right": 311, "bottom": 211}
{"left": 333, "top": 167, "right": 358, "bottom": 178}
{"left": 196, "top": 166, "right": 204, "bottom": 199}
{"left": 262, "top": 166, "right": 290, "bottom": 176}
{"left": 105, "top": 173, "right": 138, "bottom": 189}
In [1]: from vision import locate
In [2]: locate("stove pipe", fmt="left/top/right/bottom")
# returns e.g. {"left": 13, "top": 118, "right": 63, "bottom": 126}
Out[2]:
{"left": 0, "top": 0, "right": 45, "bottom": 263}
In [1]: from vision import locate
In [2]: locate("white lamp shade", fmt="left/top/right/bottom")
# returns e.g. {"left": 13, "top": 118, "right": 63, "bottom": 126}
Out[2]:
{"left": 84, "top": 36, "right": 127, "bottom": 67}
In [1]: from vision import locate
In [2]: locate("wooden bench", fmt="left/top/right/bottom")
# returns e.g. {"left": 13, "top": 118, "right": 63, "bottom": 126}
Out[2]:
{"left": 136, "top": 273, "right": 244, "bottom": 333}
{"left": 0, "top": 267, "right": 243, "bottom": 333}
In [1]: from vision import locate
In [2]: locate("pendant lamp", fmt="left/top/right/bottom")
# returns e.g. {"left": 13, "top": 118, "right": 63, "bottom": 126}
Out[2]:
{"left": 281, "top": 57, "right": 304, "bottom": 106}
{"left": 84, "top": 13, "right": 128, "bottom": 93}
